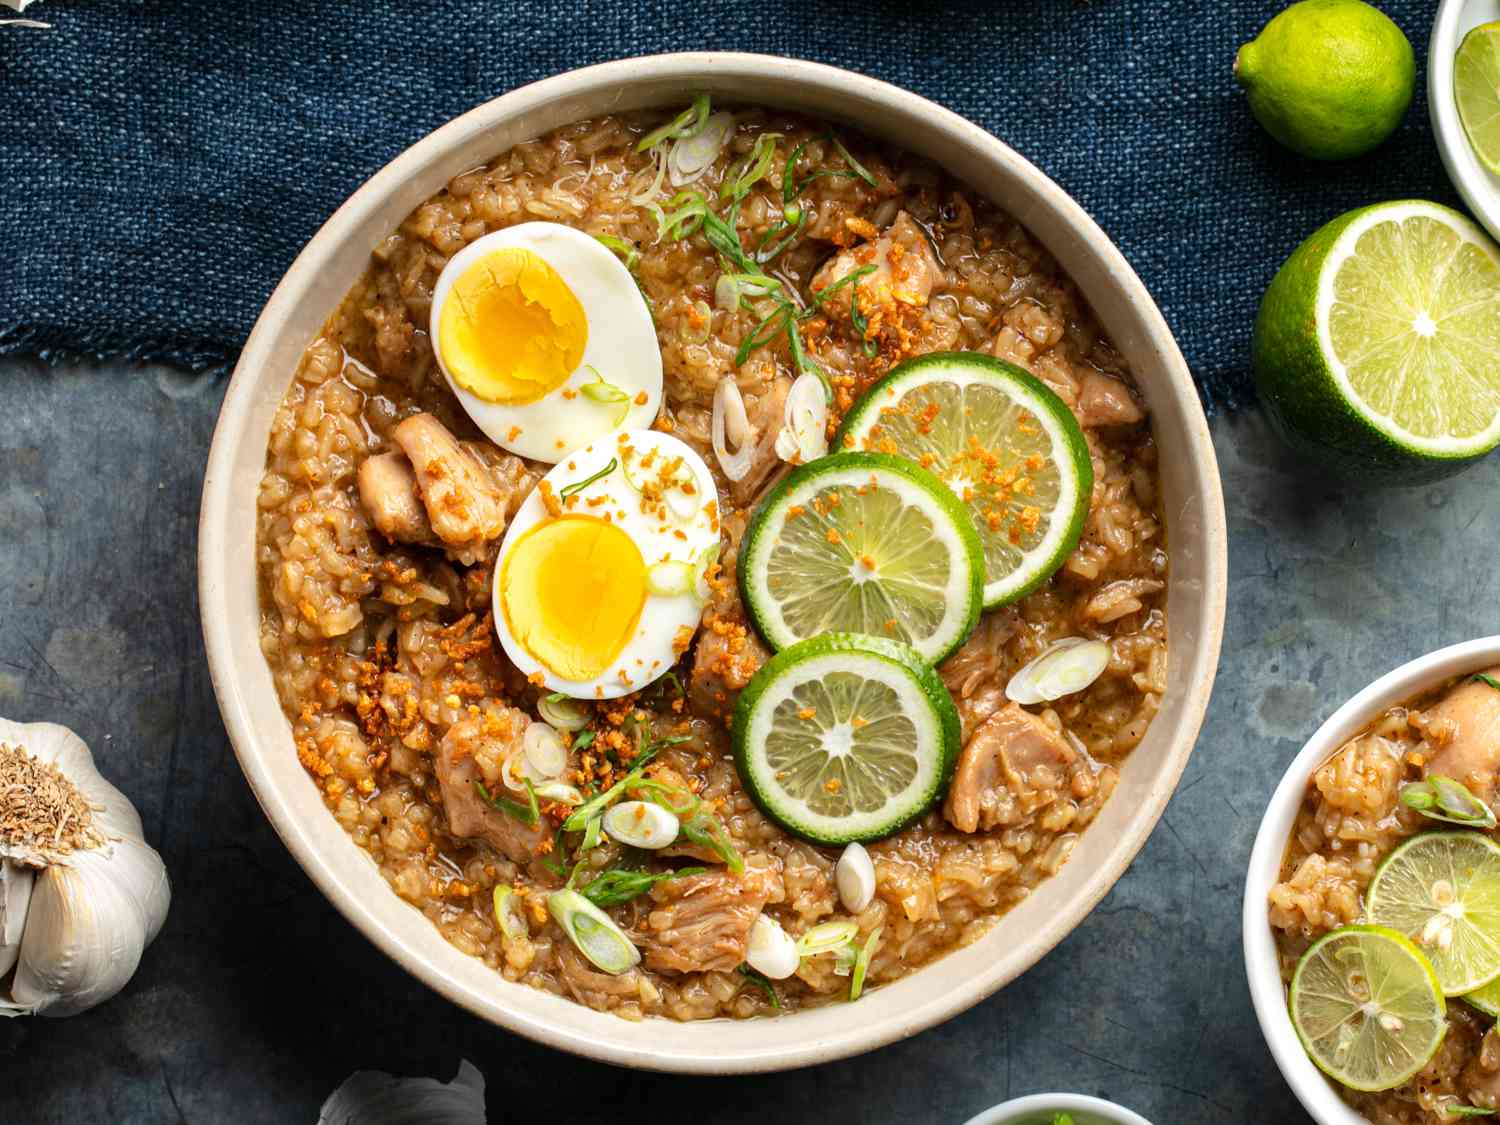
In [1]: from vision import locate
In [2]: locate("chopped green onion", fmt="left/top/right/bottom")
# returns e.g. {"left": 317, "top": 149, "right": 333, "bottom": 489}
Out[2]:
{"left": 737, "top": 964, "right": 783, "bottom": 1010}
{"left": 580, "top": 370, "right": 632, "bottom": 426}
{"left": 559, "top": 457, "right": 618, "bottom": 499}
{"left": 1445, "top": 1109, "right": 1497, "bottom": 1118}
{"left": 795, "top": 920, "right": 860, "bottom": 958}
{"left": 680, "top": 804, "right": 743, "bottom": 873}
{"left": 735, "top": 302, "right": 794, "bottom": 365}
{"left": 809, "top": 263, "right": 878, "bottom": 311}
{"left": 563, "top": 758, "right": 658, "bottom": 832}
{"left": 1050, "top": 1116, "right": 1077, "bottom": 1125}
{"left": 579, "top": 813, "right": 604, "bottom": 853}
{"left": 721, "top": 132, "right": 782, "bottom": 202}
{"left": 703, "top": 211, "right": 759, "bottom": 275}
{"left": 492, "top": 885, "right": 528, "bottom": 941}
{"left": 669, "top": 112, "right": 735, "bottom": 186}
{"left": 646, "top": 560, "right": 696, "bottom": 597}
{"left": 539, "top": 823, "right": 570, "bottom": 877}
{"left": 572, "top": 729, "right": 596, "bottom": 752}
{"left": 593, "top": 233, "right": 639, "bottom": 272}
{"left": 1400, "top": 776, "right": 1498, "bottom": 828}
{"left": 782, "top": 201, "right": 803, "bottom": 227}
{"left": 547, "top": 889, "right": 641, "bottom": 975}
{"left": 830, "top": 134, "right": 878, "bottom": 188}
{"left": 849, "top": 283, "right": 879, "bottom": 357}
{"left": 533, "top": 780, "right": 584, "bottom": 806}
{"left": 785, "top": 319, "right": 831, "bottom": 403}
{"left": 636, "top": 93, "right": 710, "bottom": 153}
{"left": 1475, "top": 674, "right": 1500, "bottom": 693}
{"left": 782, "top": 137, "right": 814, "bottom": 204}
{"left": 475, "top": 779, "right": 540, "bottom": 827}
{"left": 650, "top": 189, "right": 709, "bottom": 241}
{"left": 538, "top": 694, "right": 589, "bottom": 732}
{"left": 714, "top": 271, "right": 779, "bottom": 312}
{"left": 756, "top": 209, "right": 807, "bottom": 264}
{"left": 580, "top": 865, "right": 707, "bottom": 908}
{"left": 848, "top": 925, "right": 882, "bottom": 1001}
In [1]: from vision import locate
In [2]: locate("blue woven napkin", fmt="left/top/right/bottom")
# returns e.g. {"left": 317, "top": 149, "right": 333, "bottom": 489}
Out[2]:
{"left": 0, "top": 0, "right": 1455, "bottom": 411}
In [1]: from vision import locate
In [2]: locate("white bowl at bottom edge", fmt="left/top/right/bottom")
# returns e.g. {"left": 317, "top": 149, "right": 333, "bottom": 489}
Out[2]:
{"left": 198, "top": 51, "right": 1227, "bottom": 1074}
{"left": 1243, "top": 636, "right": 1500, "bottom": 1124}
{"left": 962, "top": 1092, "right": 1153, "bottom": 1125}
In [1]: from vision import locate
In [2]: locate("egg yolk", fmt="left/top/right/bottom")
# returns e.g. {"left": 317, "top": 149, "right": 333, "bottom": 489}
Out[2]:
{"left": 439, "top": 247, "right": 588, "bottom": 404}
{"left": 499, "top": 516, "right": 647, "bottom": 682}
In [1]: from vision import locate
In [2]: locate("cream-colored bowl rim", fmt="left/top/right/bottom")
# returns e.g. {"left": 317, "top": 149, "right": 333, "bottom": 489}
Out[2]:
{"left": 200, "top": 52, "right": 1227, "bottom": 1073}
{"left": 1243, "top": 636, "right": 1500, "bottom": 1124}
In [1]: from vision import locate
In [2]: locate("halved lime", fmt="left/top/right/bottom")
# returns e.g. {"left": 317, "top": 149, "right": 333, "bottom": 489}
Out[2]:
{"left": 737, "top": 450, "right": 984, "bottom": 663}
{"left": 1457, "top": 22, "right": 1500, "bottom": 175}
{"left": 1289, "top": 924, "right": 1446, "bottom": 1092}
{"left": 1463, "top": 974, "right": 1500, "bottom": 1018}
{"left": 834, "top": 352, "right": 1093, "bottom": 608}
{"left": 731, "top": 633, "right": 960, "bottom": 844}
{"left": 1253, "top": 201, "right": 1500, "bottom": 482}
{"left": 1365, "top": 831, "right": 1500, "bottom": 995}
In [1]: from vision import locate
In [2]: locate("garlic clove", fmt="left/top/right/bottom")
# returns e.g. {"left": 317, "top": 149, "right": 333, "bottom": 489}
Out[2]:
{"left": 318, "top": 1058, "right": 487, "bottom": 1125}
{"left": 0, "top": 860, "right": 34, "bottom": 978}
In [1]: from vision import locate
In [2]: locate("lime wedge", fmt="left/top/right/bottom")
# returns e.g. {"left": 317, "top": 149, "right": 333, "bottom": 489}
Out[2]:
{"left": 1289, "top": 924, "right": 1446, "bottom": 1092}
{"left": 1365, "top": 831, "right": 1500, "bottom": 995}
{"left": 731, "top": 634, "right": 960, "bottom": 844}
{"left": 737, "top": 450, "right": 984, "bottom": 663}
{"left": 1457, "top": 22, "right": 1500, "bottom": 175}
{"left": 834, "top": 352, "right": 1093, "bottom": 608}
{"left": 1254, "top": 201, "right": 1500, "bottom": 482}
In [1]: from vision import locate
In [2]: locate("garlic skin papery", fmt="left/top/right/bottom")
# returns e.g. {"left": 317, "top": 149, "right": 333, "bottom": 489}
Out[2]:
{"left": 0, "top": 717, "right": 170, "bottom": 1018}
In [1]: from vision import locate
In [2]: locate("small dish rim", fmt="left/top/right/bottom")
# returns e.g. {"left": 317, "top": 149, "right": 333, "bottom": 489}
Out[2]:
{"left": 1429, "top": 0, "right": 1500, "bottom": 243}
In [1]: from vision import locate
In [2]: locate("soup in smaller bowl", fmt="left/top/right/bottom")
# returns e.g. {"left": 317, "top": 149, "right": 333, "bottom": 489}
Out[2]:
{"left": 1246, "top": 638, "right": 1500, "bottom": 1125}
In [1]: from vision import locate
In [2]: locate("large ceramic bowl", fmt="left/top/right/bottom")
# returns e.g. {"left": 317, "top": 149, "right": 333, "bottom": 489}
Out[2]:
{"left": 1244, "top": 636, "right": 1500, "bottom": 1124}
{"left": 199, "top": 52, "right": 1227, "bottom": 1073}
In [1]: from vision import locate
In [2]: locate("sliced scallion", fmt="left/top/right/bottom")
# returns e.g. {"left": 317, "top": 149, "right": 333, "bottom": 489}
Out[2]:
{"left": 721, "top": 132, "right": 782, "bottom": 203}
{"left": 646, "top": 560, "right": 696, "bottom": 598}
{"left": 558, "top": 456, "right": 618, "bottom": 499}
{"left": 1399, "top": 776, "right": 1498, "bottom": 828}
{"left": 650, "top": 189, "right": 709, "bottom": 241}
{"left": 795, "top": 920, "right": 860, "bottom": 958}
{"left": 492, "top": 885, "right": 528, "bottom": 941}
{"left": 538, "top": 694, "right": 589, "bottom": 732}
{"left": 593, "top": 233, "right": 639, "bottom": 272}
{"left": 580, "top": 370, "right": 631, "bottom": 426}
{"left": 669, "top": 111, "right": 735, "bottom": 186}
{"left": 848, "top": 925, "right": 882, "bottom": 1001}
{"left": 737, "top": 963, "right": 783, "bottom": 1009}
{"left": 475, "top": 779, "right": 540, "bottom": 827}
{"left": 580, "top": 865, "right": 706, "bottom": 908}
{"left": 1475, "top": 674, "right": 1500, "bottom": 693}
{"left": 532, "top": 780, "right": 584, "bottom": 807}
{"left": 636, "top": 93, "right": 710, "bottom": 154}
{"left": 547, "top": 889, "right": 641, "bottom": 975}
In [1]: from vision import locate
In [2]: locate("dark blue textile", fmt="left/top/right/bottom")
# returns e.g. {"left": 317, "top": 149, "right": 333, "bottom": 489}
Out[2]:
{"left": 0, "top": 0, "right": 1455, "bottom": 411}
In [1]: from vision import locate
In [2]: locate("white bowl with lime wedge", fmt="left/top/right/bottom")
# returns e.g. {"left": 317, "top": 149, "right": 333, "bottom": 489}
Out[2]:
{"left": 1244, "top": 636, "right": 1500, "bottom": 1124}
{"left": 962, "top": 1093, "right": 1152, "bottom": 1125}
{"left": 1431, "top": 0, "right": 1500, "bottom": 243}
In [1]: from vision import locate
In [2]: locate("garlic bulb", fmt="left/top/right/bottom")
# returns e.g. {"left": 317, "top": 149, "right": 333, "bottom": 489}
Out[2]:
{"left": 319, "top": 1059, "right": 486, "bottom": 1125}
{"left": 0, "top": 717, "right": 170, "bottom": 1018}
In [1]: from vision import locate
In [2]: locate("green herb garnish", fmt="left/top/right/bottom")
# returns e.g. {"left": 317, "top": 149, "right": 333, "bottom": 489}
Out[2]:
{"left": 559, "top": 457, "right": 618, "bottom": 499}
{"left": 1475, "top": 674, "right": 1500, "bottom": 693}
{"left": 737, "top": 964, "right": 783, "bottom": 1010}
{"left": 637, "top": 93, "right": 710, "bottom": 153}
{"left": 593, "top": 233, "right": 639, "bottom": 271}
{"left": 650, "top": 189, "right": 709, "bottom": 241}
{"left": 580, "top": 370, "right": 631, "bottom": 425}
{"left": 572, "top": 729, "right": 596, "bottom": 752}
{"left": 475, "top": 779, "right": 540, "bottom": 827}
{"left": 721, "top": 132, "right": 782, "bottom": 203}
{"left": 1400, "top": 776, "right": 1497, "bottom": 828}
{"left": 1445, "top": 1108, "right": 1496, "bottom": 1118}
{"left": 580, "top": 865, "right": 707, "bottom": 908}
{"left": 1050, "top": 1115, "right": 1077, "bottom": 1125}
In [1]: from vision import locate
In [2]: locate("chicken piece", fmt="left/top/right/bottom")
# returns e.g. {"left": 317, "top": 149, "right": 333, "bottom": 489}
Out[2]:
{"left": 1423, "top": 668, "right": 1500, "bottom": 803}
{"left": 1074, "top": 371, "right": 1143, "bottom": 429}
{"left": 358, "top": 452, "right": 438, "bottom": 546}
{"left": 1464, "top": 1026, "right": 1500, "bottom": 1109}
{"left": 433, "top": 711, "right": 544, "bottom": 865}
{"left": 556, "top": 944, "right": 643, "bottom": 1009}
{"left": 639, "top": 868, "right": 773, "bottom": 975}
{"left": 392, "top": 413, "right": 508, "bottom": 558}
{"left": 461, "top": 440, "right": 537, "bottom": 522}
{"left": 938, "top": 609, "right": 1021, "bottom": 740}
{"left": 810, "top": 211, "right": 942, "bottom": 325}
{"left": 943, "top": 703, "right": 1077, "bottom": 833}
{"left": 688, "top": 617, "right": 771, "bottom": 723}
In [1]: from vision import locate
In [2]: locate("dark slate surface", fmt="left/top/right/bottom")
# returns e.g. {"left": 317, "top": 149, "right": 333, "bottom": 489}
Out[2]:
{"left": 7, "top": 360, "right": 1500, "bottom": 1122}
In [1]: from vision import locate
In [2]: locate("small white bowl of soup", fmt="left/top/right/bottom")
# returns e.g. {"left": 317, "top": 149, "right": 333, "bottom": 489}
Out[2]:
{"left": 1244, "top": 636, "right": 1500, "bottom": 1124}
{"left": 962, "top": 1093, "right": 1153, "bottom": 1125}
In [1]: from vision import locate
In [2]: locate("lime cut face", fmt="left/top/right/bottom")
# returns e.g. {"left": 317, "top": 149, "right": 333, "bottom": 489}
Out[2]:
{"left": 731, "top": 634, "right": 960, "bottom": 844}
{"left": 1324, "top": 205, "right": 1500, "bottom": 451}
{"left": 1456, "top": 22, "right": 1500, "bottom": 175}
{"left": 1463, "top": 974, "right": 1500, "bottom": 1018}
{"left": 738, "top": 451, "right": 984, "bottom": 663}
{"left": 1289, "top": 924, "right": 1446, "bottom": 1093}
{"left": 1365, "top": 831, "right": 1500, "bottom": 995}
{"left": 835, "top": 353, "right": 1093, "bottom": 608}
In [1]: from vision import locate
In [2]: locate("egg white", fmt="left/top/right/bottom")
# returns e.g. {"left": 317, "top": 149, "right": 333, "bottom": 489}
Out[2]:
{"left": 430, "top": 222, "right": 662, "bottom": 463}
{"left": 492, "top": 429, "right": 720, "bottom": 700}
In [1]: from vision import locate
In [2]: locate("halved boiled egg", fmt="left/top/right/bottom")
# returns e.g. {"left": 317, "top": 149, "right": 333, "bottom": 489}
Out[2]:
{"left": 430, "top": 222, "right": 661, "bottom": 463}
{"left": 492, "top": 429, "right": 720, "bottom": 699}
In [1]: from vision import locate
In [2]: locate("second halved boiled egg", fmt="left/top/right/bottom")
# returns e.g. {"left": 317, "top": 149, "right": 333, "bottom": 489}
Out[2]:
{"left": 492, "top": 429, "right": 721, "bottom": 700}
{"left": 430, "top": 222, "right": 662, "bottom": 463}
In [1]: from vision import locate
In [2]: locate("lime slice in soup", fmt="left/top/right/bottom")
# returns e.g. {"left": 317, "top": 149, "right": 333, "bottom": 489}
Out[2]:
{"left": 730, "top": 634, "right": 960, "bottom": 845}
{"left": 1289, "top": 924, "right": 1446, "bottom": 1092}
{"left": 834, "top": 352, "right": 1093, "bottom": 607}
{"left": 1456, "top": 22, "right": 1500, "bottom": 176}
{"left": 1365, "top": 831, "right": 1500, "bottom": 995}
{"left": 737, "top": 451, "right": 984, "bottom": 664}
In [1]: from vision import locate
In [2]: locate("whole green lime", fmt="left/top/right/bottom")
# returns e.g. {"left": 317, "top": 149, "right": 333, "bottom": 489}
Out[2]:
{"left": 1235, "top": 0, "right": 1415, "bottom": 160}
